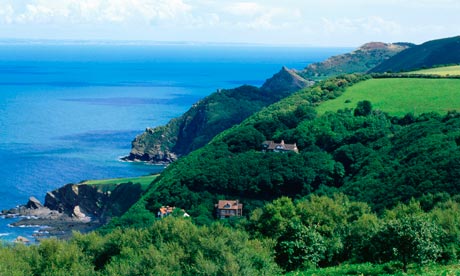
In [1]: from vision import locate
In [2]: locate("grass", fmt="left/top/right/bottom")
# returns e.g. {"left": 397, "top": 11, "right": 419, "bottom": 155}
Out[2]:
{"left": 80, "top": 174, "right": 158, "bottom": 191}
{"left": 316, "top": 78, "right": 460, "bottom": 117}
{"left": 287, "top": 262, "right": 460, "bottom": 276}
{"left": 407, "top": 65, "right": 460, "bottom": 76}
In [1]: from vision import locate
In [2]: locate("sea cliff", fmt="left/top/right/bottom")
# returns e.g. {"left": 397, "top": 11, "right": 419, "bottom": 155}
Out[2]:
{"left": 123, "top": 66, "right": 310, "bottom": 164}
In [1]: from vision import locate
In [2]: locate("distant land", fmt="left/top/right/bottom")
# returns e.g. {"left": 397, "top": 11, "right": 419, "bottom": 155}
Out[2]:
{"left": 370, "top": 35, "right": 460, "bottom": 73}
{"left": 299, "top": 41, "right": 412, "bottom": 79}
{"left": 125, "top": 36, "right": 460, "bottom": 166}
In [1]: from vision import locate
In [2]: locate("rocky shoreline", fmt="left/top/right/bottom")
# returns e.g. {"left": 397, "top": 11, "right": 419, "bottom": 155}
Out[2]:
{"left": 1, "top": 181, "right": 144, "bottom": 242}
{"left": 1, "top": 196, "right": 103, "bottom": 241}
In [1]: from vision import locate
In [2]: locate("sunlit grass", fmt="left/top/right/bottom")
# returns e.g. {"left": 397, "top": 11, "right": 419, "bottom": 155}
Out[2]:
{"left": 81, "top": 174, "right": 158, "bottom": 190}
{"left": 316, "top": 78, "right": 460, "bottom": 117}
{"left": 407, "top": 65, "right": 460, "bottom": 76}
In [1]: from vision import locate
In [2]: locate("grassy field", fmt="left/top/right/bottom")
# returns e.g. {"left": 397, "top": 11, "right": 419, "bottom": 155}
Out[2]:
{"left": 316, "top": 78, "right": 460, "bottom": 117}
{"left": 407, "top": 65, "right": 460, "bottom": 76}
{"left": 81, "top": 174, "right": 158, "bottom": 190}
{"left": 287, "top": 262, "right": 460, "bottom": 276}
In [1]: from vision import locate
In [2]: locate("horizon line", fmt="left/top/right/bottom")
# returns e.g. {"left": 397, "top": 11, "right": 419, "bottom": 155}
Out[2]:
{"left": 0, "top": 38, "right": 357, "bottom": 48}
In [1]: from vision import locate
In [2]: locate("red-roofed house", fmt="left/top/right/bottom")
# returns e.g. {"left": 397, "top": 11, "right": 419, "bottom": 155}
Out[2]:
{"left": 157, "top": 206, "right": 175, "bottom": 218}
{"left": 157, "top": 206, "right": 190, "bottom": 218}
{"left": 215, "top": 200, "right": 243, "bottom": 219}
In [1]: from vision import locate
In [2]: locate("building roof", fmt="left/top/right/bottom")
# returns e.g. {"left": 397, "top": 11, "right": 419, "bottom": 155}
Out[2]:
{"left": 262, "top": 140, "right": 299, "bottom": 153}
{"left": 158, "top": 206, "right": 175, "bottom": 215}
{"left": 216, "top": 200, "right": 243, "bottom": 210}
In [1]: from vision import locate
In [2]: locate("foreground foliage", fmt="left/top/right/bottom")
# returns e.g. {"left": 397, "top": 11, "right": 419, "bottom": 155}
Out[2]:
{"left": 2, "top": 196, "right": 460, "bottom": 275}
{"left": 1, "top": 217, "right": 280, "bottom": 276}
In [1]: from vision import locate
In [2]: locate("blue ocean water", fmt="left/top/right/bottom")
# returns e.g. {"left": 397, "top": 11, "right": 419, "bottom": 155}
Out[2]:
{"left": 0, "top": 43, "right": 350, "bottom": 242}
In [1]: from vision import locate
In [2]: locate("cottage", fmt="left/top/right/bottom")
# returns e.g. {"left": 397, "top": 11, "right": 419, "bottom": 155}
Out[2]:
{"left": 157, "top": 206, "right": 190, "bottom": 218}
{"left": 215, "top": 200, "right": 243, "bottom": 219}
{"left": 262, "top": 140, "right": 299, "bottom": 153}
{"left": 157, "top": 206, "right": 175, "bottom": 218}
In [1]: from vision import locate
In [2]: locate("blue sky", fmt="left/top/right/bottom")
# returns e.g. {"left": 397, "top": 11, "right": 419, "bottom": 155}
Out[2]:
{"left": 0, "top": 0, "right": 459, "bottom": 46}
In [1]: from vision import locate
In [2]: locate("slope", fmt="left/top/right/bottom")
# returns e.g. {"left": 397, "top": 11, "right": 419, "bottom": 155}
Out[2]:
{"left": 316, "top": 78, "right": 460, "bottom": 116}
{"left": 115, "top": 73, "right": 460, "bottom": 227}
{"left": 123, "top": 67, "right": 310, "bottom": 164}
{"left": 370, "top": 36, "right": 460, "bottom": 73}
{"left": 300, "top": 42, "right": 411, "bottom": 79}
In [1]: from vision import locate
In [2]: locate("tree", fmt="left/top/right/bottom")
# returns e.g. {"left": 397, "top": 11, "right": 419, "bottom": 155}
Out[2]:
{"left": 372, "top": 215, "right": 444, "bottom": 272}
{"left": 275, "top": 221, "right": 326, "bottom": 271}
{"left": 354, "top": 100, "right": 372, "bottom": 116}
{"left": 250, "top": 196, "right": 298, "bottom": 239}
{"left": 222, "top": 126, "right": 265, "bottom": 153}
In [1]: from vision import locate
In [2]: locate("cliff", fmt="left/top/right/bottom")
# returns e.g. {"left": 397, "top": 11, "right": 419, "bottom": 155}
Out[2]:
{"left": 124, "top": 67, "right": 310, "bottom": 164}
{"left": 2, "top": 181, "right": 145, "bottom": 239}
{"left": 300, "top": 42, "right": 412, "bottom": 79}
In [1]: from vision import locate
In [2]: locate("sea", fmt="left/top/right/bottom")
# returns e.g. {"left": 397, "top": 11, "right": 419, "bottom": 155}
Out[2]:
{"left": 0, "top": 42, "right": 350, "bottom": 242}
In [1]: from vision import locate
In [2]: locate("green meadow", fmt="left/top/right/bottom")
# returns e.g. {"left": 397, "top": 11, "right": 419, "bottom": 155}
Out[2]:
{"left": 316, "top": 78, "right": 460, "bottom": 116}
{"left": 408, "top": 65, "right": 460, "bottom": 76}
{"left": 81, "top": 174, "right": 158, "bottom": 190}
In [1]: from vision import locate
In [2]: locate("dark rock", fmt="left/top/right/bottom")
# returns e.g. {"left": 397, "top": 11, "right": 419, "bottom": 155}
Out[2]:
{"left": 26, "top": 196, "right": 43, "bottom": 209}
{"left": 44, "top": 184, "right": 108, "bottom": 218}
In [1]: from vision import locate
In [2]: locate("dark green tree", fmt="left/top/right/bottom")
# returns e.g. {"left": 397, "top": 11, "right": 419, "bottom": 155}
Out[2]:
{"left": 354, "top": 100, "right": 373, "bottom": 116}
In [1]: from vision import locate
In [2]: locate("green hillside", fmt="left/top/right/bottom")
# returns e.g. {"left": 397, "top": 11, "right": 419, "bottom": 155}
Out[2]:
{"left": 316, "top": 78, "right": 460, "bottom": 116}
{"left": 407, "top": 65, "right": 460, "bottom": 76}
{"left": 300, "top": 42, "right": 410, "bottom": 80}
{"left": 370, "top": 36, "right": 460, "bottom": 73}
{"left": 124, "top": 67, "right": 308, "bottom": 164}
{"left": 4, "top": 74, "right": 460, "bottom": 275}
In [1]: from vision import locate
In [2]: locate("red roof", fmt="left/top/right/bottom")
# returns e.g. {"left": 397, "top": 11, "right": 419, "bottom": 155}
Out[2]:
{"left": 215, "top": 200, "right": 243, "bottom": 210}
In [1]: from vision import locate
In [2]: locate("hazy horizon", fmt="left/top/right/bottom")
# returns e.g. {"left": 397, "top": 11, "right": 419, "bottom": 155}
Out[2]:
{"left": 0, "top": 1, "right": 459, "bottom": 47}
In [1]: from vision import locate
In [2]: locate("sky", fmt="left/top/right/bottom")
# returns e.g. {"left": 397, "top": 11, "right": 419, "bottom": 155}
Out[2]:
{"left": 0, "top": 0, "right": 459, "bottom": 47}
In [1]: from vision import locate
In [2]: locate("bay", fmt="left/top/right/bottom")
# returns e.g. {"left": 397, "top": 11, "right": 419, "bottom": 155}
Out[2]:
{"left": 0, "top": 43, "right": 350, "bottom": 242}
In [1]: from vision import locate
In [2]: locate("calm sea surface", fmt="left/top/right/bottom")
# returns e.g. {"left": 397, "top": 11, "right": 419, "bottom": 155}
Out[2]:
{"left": 0, "top": 43, "right": 350, "bottom": 242}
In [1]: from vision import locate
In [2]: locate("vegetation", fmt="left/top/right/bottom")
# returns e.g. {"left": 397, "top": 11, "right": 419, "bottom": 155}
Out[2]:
{"left": 3, "top": 195, "right": 460, "bottom": 275}
{"left": 370, "top": 36, "right": 460, "bottom": 73}
{"left": 6, "top": 37, "right": 460, "bottom": 273}
{"left": 288, "top": 263, "right": 460, "bottom": 276}
{"left": 81, "top": 175, "right": 158, "bottom": 190}
{"left": 126, "top": 67, "right": 308, "bottom": 163}
{"left": 407, "top": 65, "right": 460, "bottom": 76}
{"left": 316, "top": 78, "right": 460, "bottom": 116}
{"left": 0, "top": 217, "right": 281, "bottom": 275}
{"left": 300, "top": 42, "right": 410, "bottom": 80}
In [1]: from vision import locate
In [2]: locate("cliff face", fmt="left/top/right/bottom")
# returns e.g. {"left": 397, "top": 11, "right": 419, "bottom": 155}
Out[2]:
{"left": 44, "top": 182, "right": 144, "bottom": 221}
{"left": 301, "top": 42, "right": 413, "bottom": 79}
{"left": 124, "top": 68, "right": 310, "bottom": 164}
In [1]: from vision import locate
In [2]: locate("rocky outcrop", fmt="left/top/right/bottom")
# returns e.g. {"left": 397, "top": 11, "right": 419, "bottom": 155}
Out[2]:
{"left": 45, "top": 183, "right": 107, "bottom": 218}
{"left": 261, "top": 66, "right": 312, "bottom": 94}
{"left": 26, "top": 196, "right": 43, "bottom": 209}
{"left": 124, "top": 67, "right": 311, "bottom": 164}
{"left": 2, "top": 182, "right": 144, "bottom": 240}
